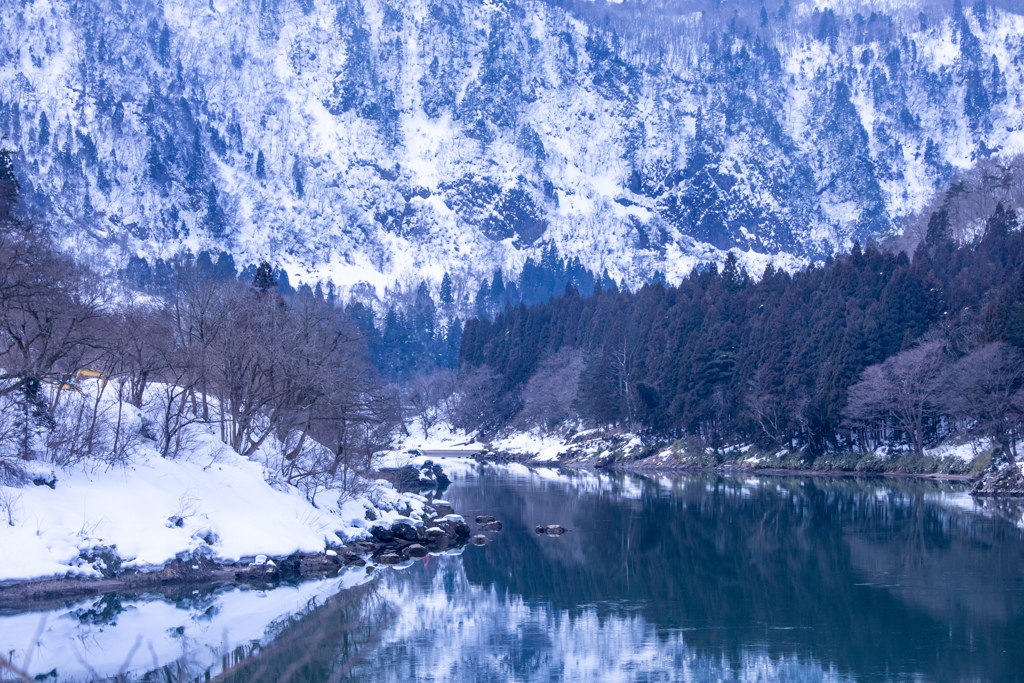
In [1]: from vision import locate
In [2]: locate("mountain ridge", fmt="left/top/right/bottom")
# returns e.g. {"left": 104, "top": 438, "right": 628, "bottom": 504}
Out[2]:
{"left": 1, "top": 0, "right": 1023, "bottom": 306}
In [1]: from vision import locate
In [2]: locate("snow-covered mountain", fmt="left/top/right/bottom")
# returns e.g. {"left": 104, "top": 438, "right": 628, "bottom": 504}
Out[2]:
{"left": 2, "top": 0, "right": 1023, "bottom": 302}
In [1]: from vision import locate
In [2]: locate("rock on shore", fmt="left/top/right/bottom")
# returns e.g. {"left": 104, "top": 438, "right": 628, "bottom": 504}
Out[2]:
{"left": 973, "top": 464, "right": 1024, "bottom": 496}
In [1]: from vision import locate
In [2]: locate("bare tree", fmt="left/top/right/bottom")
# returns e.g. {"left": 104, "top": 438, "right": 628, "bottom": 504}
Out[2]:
{"left": 746, "top": 368, "right": 788, "bottom": 447}
{"left": 0, "top": 391, "right": 25, "bottom": 482}
{"left": 0, "top": 230, "right": 105, "bottom": 393}
{"left": 516, "top": 348, "right": 584, "bottom": 430}
{"left": 406, "top": 369, "right": 458, "bottom": 437}
{"left": 171, "top": 260, "right": 227, "bottom": 423}
{"left": 307, "top": 366, "right": 400, "bottom": 485}
{"left": 844, "top": 341, "right": 950, "bottom": 458}
{"left": 210, "top": 284, "right": 292, "bottom": 455}
{"left": 0, "top": 227, "right": 106, "bottom": 458}
{"left": 450, "top": 366, "right": 505, "bottom": 432}
{"left": 109, "top": 303, "right": 171, "bottom": 408}
{"left": 943, "top": 343, "right": 1024, "bottom": 462}
{"left": 611, "top": 335, "right": 637, "bottom": 425}
{"left": 150, "top": 342, "right": 203, "bottom": 460}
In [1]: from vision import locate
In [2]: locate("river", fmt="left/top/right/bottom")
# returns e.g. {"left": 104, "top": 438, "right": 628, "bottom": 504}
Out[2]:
{"left": 2, "top": 462, "right": 1023, "bottom": 682}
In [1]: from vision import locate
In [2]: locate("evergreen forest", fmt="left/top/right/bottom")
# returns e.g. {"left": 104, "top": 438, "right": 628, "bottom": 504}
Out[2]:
{"left": 459, "top": 204, "right": 1024, "bottom": 462}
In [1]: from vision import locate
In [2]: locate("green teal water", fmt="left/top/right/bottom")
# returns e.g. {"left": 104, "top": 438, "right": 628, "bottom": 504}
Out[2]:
{"left": 242, "top": 467, "right": 1024, "bottom": 682}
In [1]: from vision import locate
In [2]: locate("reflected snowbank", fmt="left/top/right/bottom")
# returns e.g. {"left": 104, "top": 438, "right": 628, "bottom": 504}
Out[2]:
{"left": 0, "top": 569, "right": 371, "bottom": 681}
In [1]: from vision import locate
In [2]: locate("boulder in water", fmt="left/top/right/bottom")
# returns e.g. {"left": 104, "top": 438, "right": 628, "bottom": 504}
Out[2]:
{"left": 416, "top": 460, "right": 451, "bottom": 489}
{"left": 406, "top": 544, "right": 428, "bottom": 558}
{"left": 339, "top": 549, "right": 365, "bottom": 566}
{"left": 471, "top": 535, "right": 488, "bottom": 546}
{"left": 479, "top": 520, "right": 503, "bottom": 532}
{"left": 431, "top": 463, "right": 451, "bottom": 488}
{"left": 299, "top": 554, "right": 341, "bottom": 576}
{"left": 475, "top": 515, "right": 496, "bottom": 524}
{"left": 377, "top": 552, "right": 401, "bottom": 565}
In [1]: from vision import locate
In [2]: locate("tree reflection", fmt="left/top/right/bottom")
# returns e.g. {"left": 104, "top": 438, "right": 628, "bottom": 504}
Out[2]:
{"left": 450, "top": 469, "right": 1024, "bottom": 682}
{"left": 212, "top": 584, "right": 392, "bottom": 683}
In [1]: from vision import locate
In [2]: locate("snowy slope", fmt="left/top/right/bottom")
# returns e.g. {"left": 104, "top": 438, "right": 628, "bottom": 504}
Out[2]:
{"left": 0, "top": 383, "right": 430, "bottom": 584}
{"left": 1, "top": 0, "right": 1023, "bottom": 299}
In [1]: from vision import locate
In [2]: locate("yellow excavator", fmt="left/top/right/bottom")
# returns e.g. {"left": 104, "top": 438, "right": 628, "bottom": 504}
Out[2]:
{"left": 58, "top": 369, "right": 109, "bottom": 393}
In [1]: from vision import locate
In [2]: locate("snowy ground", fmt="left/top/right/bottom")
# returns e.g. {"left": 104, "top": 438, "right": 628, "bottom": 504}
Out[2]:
{"left": 924, "top": 437, "right": 993, "bottom": 463}
{"left": 0, "top": 444, "right": 425, "bottom": 583}
{"left": 0, "top": 385, "right": 433, "bottom": 585}
{"left": 388, "top": 423, "right": 570, "bottom": 463}
{"left": 386, "top": 421, "right": 993, "bottom": 475}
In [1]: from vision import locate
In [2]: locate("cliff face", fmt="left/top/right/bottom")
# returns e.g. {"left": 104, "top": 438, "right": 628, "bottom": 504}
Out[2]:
{"left": 1, "top": 0, "right": 1023, "bottom": 298}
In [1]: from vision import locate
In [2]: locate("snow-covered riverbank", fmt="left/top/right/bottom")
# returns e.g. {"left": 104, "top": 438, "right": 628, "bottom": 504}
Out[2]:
{"left": 0, "top": 443, "right": 434, "bottom": 585}
{"left": 1, "top": 408, "right": 1011, "bottom": 589}
{"left": 389, "top": 424, "right": 1018, "bottom": 487}
{"left": 0, "top": 384, "right": 445, "bottom": 587}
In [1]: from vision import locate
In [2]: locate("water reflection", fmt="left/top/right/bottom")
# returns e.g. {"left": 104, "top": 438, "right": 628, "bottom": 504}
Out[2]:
{"left": 345, "top": 558, "right": 857, "bottom": 682}
{"left": 0, "top": 571, "right": 376, "bottom": 681}
{"left": 1, "top": 467, "right": 1023, "bottom": 682}
{"left": 445, "top": 467, "right": 1024, "bottom": 682}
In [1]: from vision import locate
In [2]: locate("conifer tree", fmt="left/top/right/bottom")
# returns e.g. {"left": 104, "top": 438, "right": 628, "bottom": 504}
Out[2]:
{"left": 196, "top": 251, "right": 215, "bottom": 278}
{"left": 0, "top": 147, "right": 19, "bottom": 222}
{"left": 255, "top": 150, "right": 266, "bottom": 180}
{"left": 292, "top": 159, "right": 304, "bottom": 198}
{"left": 253, "top": 260, "right": 277, "bottom": 294}
{"left": 37, "top": 112, "right": 49, "bottom": 148}
{"left": 214, "top": 252, "right": 237, "bottom": 280}
{"left": 440, "top": 272, "right": 454, "bottom": 306}
{"left": 277, "top": 269, "right": 295, "bottom": 296}
{"left": 474, "top": 282, "right": 490, "bottom": 318}
{"left": 490, "top": 270, "right": 505, "bottom": 303}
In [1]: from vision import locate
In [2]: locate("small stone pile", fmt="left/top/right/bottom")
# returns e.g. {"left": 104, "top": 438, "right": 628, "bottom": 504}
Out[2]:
{"left": 370, "top": 512, "right": 472, "bottom": 565}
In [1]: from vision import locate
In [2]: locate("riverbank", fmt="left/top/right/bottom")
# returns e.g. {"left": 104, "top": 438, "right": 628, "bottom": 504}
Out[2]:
{"left": 394, "top": 425, "right": 1024, "bottom": 493}
{"left": 0, "top": 420, "right": 476, "bottom": 601}
{"left": 0, "top": 511, "right": 476, "bottom": 611}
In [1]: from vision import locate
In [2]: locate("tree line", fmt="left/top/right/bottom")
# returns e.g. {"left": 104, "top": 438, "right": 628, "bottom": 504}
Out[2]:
{"left": 459, "top": 202, "right": 1024, "bottom": 462}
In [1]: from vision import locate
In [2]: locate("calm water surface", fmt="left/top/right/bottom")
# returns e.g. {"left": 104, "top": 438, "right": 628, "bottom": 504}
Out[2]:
{"left": 2, "top": 464, "right": 1024, "bottom": 682}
